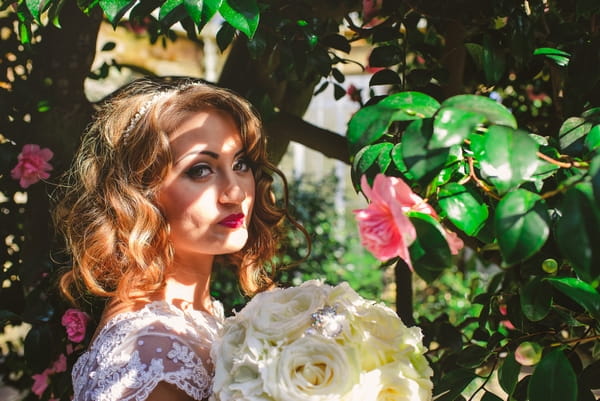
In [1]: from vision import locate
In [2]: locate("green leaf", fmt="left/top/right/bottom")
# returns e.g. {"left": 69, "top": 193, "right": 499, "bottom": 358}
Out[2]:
{"left": 585, "top": 125, "right": 600, "bottom": 150}
{"left": 559, "top": 117, "right": 591, "bottom": 154}
{"left": 216, "top": 21, "right": 236, "bottom": 51}
{"left": 591, "top": 153, "right": 600, "bottom": 203}
{"left": 470, "top": 126, "right": 540, "bottom": 194}
{"left": 99, "top": 0, "right": 136, "bottom": 26}
{"left": 482, "top": 35, "right": 506, "bottom": 84}
{"left": 219, "top": 0, "right": 259, "bottom": 39}
{"left": 368, "top": 45, "right": 402, "bottom": 67}
{"left": 438, "top": 183, "right": 488, "bottom": 235}
{"left": 379, "top": 91, "right": 440, "bottom": 119}
{"left": 499, "top": 352, "right": 521, "bottom": 396}
{"left": 407, "top": 212, "right": 452, "bottom": 283}
{"left": 185, "top": 0, "right": 222, "bottom": 29}
{"left": 520, "top": 276, "right": 552, "bottom": 321}
{"left": 25, "top": 0, "right": 42, "bottom": 22}
{"left": 353, "top": 143, "right": 393, "bottom": 177}
{"left": 434, "top": 369, "right": 477, "bottom": 400}
{"left": 441, "top": 94, "right": 517, "bottom": 128}
{"left": 159, "top": 0, "right": 186, "bottom": 27}
{"left": 546, "top": 277, "right": 600, "bottom": 322}
{"left": 528, "top": 348, "right": 578, "bottom": 401}
{"left": 321, "top": 33, "right": 350, "bottom": 53}
{"left": 534, "top": 47, "right": 571, "bottom": 67}
{"left": 347, "top": 105, "right": 395, "bottom": 154}
{"left": 456, "top": 345, "right": 490, "bottom": 368}
{"left": 556, "top": 184, "right": 600, "bottom": 283}
{"left": 369, "top": 69, "right": 402, "bottom": 86}
{"left": 465, "top": 43, "right": 484, "bottom": 71}
{"left": 402, "top": 118, "right": 450, "bottom": 183}
{"left": 494, "top": 189, "right": 550, "bottom": 265}
{"left": 390, "top": 143, "right": 409, "bottom": 175}
{"left": 431, "top": 106, "right": 486, "bottom": 149}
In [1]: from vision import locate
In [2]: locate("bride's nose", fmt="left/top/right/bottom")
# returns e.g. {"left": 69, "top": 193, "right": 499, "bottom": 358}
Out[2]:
{"left": 219, "top": 174, "right": 246, "bottom": 205}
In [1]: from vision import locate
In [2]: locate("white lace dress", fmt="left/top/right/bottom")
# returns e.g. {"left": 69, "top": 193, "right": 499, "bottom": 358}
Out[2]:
{"left": 72, "top": 301, "right": 224, "bottom": 401}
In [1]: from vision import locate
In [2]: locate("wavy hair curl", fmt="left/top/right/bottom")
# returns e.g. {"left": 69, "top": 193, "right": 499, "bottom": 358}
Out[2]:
{"left": 54, "top": 77, "right": 300, "bottom": 305}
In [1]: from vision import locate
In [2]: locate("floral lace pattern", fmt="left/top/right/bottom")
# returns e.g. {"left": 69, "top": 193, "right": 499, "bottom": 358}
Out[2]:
{"left": 72, "top": 301, "right": 224, "bottom": 401}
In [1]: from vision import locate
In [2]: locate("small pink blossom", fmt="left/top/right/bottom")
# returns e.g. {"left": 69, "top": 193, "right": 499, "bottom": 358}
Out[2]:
{"left": 362, "top": 0, "right": 384, "bottom": 26}
{"left": 346, "top": 84, "right": 362, "bottom": 103}
{"left": 61, "top": 308, "right": 90, "bottom": 343}
{"left": 51, "top": 353, "right": 67, "bottom": 373}
{"left": 31, "top": 371, "right": 49, "bottom": 397}
{"left": 10, "top": 144, "right": 54, "bottom": 188}
{"left": 354, "top": 174, "right": 418, "bottom": 268}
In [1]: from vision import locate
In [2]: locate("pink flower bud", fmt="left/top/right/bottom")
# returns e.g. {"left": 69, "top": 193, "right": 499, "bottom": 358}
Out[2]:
{"left": 61, "top": 308, "right": 90, "bottom": 343}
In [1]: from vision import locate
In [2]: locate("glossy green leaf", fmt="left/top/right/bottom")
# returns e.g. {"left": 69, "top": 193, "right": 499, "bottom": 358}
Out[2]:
{"left": 533, "top": 47, "right": 571, "bottom": 67}
{"left": 321, "top": 34, "right": 350, "bottom": 53}
{"left": 407, "top": 212, "right": 452, "bottom": 283}
{"left": 99, "top": 0, "right": 136, "bottom": 26}
{"left": 434, "top": 369, "right": 476, "bottom": 401}
{"left": 353, "top": 143, "right": 393, "bottom": 177}
{"left": 559, "top": 117, "right": 591, "bottom": 154}
{"left": 546, "top": 277, "right": 600, "bottom": 322}
{"left": 402, "top": 118, "right": 450, "bottom": 183}
{"left": 585, "top": 124, "right": 600, "bottom": 150}
{"left": 219, "top": 0, "right": 259, "bottom": 39}
{"left": 431, "top": 107, "right": 486, "bottom": 149}
{"left": 470, "top": 126, "right": 539, "bottom": 194}
{"left": 520, "top": 276, "right": 552, "bottom": 321}
{"left": 499, "top": 352, "right": 521, "bottom": 396}
{"left": 494, "top": 189, "right": 549, "bottom": 265}
{"left": 390, "top": 143, "right": 409, "bottom": 175}
{"left": 159, "top": 0, "right": 186, "bottom": 26}
{"left": 25, "top": 0, "right": 42, "bottom": 22}
{"left": 347, "top": 105, "right": 395, "bottom": 154}
{"left": 482, "top": 35, "right": 506, "bottom": 84}
{"left": 185, "top": 0, "right": 222, "bottom": 28}
{"left": 528, "top": 349, "right": 578, "bottom": 401}
{"left": 441, "top": 94, "right": 517, "bottom": 128}
{"left": 369, "top": 69, "right": 402, "bottom": 86}
{"left": 438, "top": 183, "right": 488, "bottom": 235}
{"left": 556, "top": 184, "right": 600, "bottom": 283}
{"left": 379, "top": 91, "right": 440, "bottom": 120}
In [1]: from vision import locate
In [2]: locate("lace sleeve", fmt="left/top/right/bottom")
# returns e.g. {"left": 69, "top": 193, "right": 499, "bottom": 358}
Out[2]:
{"left": 72, "top": 305, "right": 218, "bottom": 401}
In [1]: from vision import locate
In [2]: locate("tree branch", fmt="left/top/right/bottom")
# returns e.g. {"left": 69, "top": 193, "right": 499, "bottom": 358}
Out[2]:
{"left": 265, "top": 113, "right": 350, "bottom": 164}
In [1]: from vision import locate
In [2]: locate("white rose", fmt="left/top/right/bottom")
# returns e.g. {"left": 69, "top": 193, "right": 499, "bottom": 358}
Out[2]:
{"left": 262, "top": 335, "right": 360, "bottom": 401}
{"left": 245, "top": 280, "right": 330, "bottom": 343}
{"left": 376, "top": 361, "right": 433, "bottom": 401}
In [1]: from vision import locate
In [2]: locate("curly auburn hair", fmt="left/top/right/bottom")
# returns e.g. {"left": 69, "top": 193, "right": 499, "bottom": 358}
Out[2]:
{"left": 54, "top": 77, "right": 301, "bottom": 305}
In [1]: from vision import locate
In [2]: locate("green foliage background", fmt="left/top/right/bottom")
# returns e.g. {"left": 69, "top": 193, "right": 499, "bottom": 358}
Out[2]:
{"left": 1, "top": 0, "right": 600, "bottom": 400}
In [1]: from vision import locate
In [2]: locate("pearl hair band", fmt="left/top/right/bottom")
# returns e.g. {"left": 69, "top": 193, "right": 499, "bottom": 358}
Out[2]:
{"left": 122, "top": 81, "right": 205, "bottom": 144}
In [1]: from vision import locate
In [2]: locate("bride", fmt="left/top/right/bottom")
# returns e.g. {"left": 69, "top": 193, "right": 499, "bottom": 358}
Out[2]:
{"left": 53, "top": 77, "right": 305, "bottom": 401}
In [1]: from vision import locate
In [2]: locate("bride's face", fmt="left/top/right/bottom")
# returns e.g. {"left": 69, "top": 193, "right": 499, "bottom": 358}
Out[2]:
{"left": 157, "top": 108, "right": 255, "bottom": 259}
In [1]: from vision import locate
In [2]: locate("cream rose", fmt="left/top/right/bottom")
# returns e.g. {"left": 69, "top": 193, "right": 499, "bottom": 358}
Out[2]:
{"left": 262, "top": 336, "right": 359, "bottom": 401}
{"left": 245, "top": 281, "right": 329, "bottom": 343}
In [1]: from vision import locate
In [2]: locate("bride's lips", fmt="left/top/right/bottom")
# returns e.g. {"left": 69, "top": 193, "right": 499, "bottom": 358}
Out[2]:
{"left": 219, "top": 213, "right": 245, "bottom": 228}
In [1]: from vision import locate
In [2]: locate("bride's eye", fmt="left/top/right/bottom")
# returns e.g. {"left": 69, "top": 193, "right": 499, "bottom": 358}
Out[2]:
{"left": 233, "top": 157, "right": 251, "bottom": 172}
{"left": 185, "top": 163, "right": 213, "bottom": 179}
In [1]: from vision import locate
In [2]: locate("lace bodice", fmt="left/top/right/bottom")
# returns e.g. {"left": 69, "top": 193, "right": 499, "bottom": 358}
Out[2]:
{"left": 72, "top": 301, "right": 224, "bottom": 401}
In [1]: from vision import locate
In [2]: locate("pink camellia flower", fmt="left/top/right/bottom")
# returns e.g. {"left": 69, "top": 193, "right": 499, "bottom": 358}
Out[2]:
{"left": 10, "top": 144, "right": 54, "bottom": 188}
{"left": 354, "top": 174, "right": 464, "bottom": 268}
{"left": 362, "top": 0, "right": 383, "bottom": 26}
{"left": 354, "top": 174, "right": 419, "bottom": 269}
{"left": 31, "top": 371, "right": 49, "bottom": 397}
{"left": 61, "top": 308, "right": 90, "bottom": 343}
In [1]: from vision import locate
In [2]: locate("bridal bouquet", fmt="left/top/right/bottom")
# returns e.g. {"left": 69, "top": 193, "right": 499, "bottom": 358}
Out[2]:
{"left": 210, "top": 280, "right": 433, "bottom": 401}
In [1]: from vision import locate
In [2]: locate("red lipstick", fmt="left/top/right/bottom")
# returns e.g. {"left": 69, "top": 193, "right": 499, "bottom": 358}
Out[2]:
{"left": 219, "top": 213, "right": 245, "bottom": 229}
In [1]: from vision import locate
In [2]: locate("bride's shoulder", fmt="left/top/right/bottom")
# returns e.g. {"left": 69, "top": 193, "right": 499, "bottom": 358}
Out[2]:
{"left": 72, "top": 301, "right": 218, "bottom": 401}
